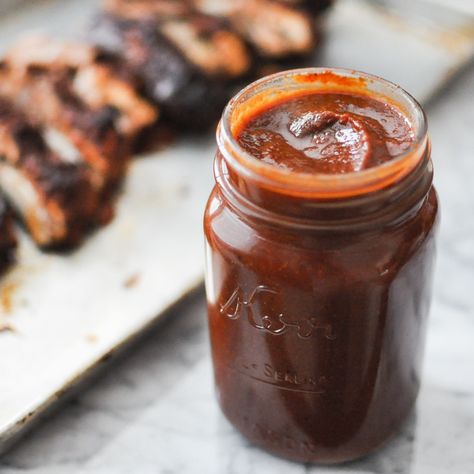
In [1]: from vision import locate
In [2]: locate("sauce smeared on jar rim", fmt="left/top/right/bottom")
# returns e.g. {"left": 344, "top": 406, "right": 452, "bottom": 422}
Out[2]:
{"left": 236, "top": 92, "right": 415, "bottom": 174}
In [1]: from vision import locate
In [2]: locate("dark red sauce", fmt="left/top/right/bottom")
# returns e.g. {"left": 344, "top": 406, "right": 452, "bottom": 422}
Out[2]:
{"left": 237, "top": 92, "right": 415, "bottom": 174}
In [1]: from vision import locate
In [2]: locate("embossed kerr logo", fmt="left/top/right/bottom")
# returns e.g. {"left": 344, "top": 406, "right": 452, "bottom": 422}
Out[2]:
{"left": 219, "top": 285, "right": 336, "bottom": 339}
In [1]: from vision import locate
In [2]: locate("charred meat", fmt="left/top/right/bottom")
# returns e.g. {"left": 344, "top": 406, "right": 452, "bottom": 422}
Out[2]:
{"left": 5, "top": 36, "right": 158, "bottom": 139}
{"left": 91, "top": 3, "right": 251, "bottom": 128}
{"left": 0, "top": 36, "right": 159, "bottom": 249}
{"left": 102, "top": 0, "right": 250, "bottom": 78}
{"left": 72, "top": 62, "right": 157, "bottom": 137}
{"left": 92, "top": 0, "right": 333, "bottom": 127}
{"left": 191, "top": 0, "right": 317, "bottom": 58}
{"left": 0, "top": 63, "right": 126, "bottom": 186}
{"left": 1, "top": 37, "right": 157, "bottom": 176}
{"left": 0, "top": 100, "right": 105, "bottom": 248}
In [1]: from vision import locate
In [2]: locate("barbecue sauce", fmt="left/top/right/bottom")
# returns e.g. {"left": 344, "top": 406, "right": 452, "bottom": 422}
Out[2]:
{"left": 237, "top": 92, "right": 415, "bottom": 173}
{"left": 204, "top": 69, "right": 438, "bottom": 464}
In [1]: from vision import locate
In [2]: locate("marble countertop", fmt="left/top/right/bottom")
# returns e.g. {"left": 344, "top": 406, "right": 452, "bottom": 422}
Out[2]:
{"left": 0, "top": 58, "right": 473, "bottom": 474}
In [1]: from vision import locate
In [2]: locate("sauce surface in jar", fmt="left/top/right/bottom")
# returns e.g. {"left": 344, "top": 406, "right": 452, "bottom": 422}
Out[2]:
{"left": 204, "top": 68, "right": 438, "bottom": 465}
{"left": 237, "top": 92, "right": 415, "bottom": 173}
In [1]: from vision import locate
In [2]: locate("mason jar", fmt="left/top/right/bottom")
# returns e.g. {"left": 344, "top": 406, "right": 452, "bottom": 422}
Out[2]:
{"left": 204, "top": 68, "right": 438, "bottom": 464}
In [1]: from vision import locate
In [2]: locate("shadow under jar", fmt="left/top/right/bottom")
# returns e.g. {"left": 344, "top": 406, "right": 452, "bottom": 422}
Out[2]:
{"left": 204, "top": 68, "right": 438, "bottom": 464}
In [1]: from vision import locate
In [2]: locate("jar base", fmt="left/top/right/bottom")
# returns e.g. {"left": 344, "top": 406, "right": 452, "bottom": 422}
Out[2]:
{"left": 218, "top": 396, "right": 417, "bottom": 465}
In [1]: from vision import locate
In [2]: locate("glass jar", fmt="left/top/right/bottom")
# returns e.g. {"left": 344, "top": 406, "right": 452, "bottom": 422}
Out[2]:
{"left": 204, "top": 68, "right": 438, "bottom": 464}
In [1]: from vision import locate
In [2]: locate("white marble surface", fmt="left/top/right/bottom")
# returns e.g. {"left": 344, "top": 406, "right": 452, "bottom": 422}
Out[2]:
{"left": 0, "top": 62, "right": 472, "bottom": 473}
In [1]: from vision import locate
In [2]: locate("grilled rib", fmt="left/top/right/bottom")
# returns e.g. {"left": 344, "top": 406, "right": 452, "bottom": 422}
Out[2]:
{"left": 91, "top": 4, "right": 251, "bottom": 128}
{"left": 158, "top": 16, "right": 251, "bottom": 78}
{"left": 0, "top": 63, "right": 126, "bottom": 186}
{"left": 6, "top": 35, "right": 157, "bottom": 139}
{"left": 102, "top": 1, "right": 251, "bottom": 78}
{"left": 0, "top": 37, "right": 159, "bottom": 248}
{"left": 3, "top": 35, "right": 158, "bottom": 152}
{"left": 192, "top": 0, "right": 316, "bottom": 58}
{"left": 0, "top": 100, "right": 104, "bottom": 248}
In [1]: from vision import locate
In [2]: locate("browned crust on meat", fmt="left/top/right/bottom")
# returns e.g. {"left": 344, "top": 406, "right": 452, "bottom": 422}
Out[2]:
{"left": 72, "top": 63, "right": 158, "bottom": 136}
{"left": 158, "top": 15, "right": 251, "bottom": 78}
{"left": 0, "top": 62, "right": 127, "bottom": 185}
{"left": 0, "top": 100, "right": 105, "bottom": 248}
{"left": 3, "top": 35, "right": 158, "bottom": 140}
{"left": 99, "top": 1, "right": 251, "bottom": 79}
{"left": 91, "top": 13, "right": 239, "bottom": 128}
{"left": 0, "top": 36, "right": 161, "bottom": 247}
{"left": 192, "top": 0, "right": 317, "bottom": 58}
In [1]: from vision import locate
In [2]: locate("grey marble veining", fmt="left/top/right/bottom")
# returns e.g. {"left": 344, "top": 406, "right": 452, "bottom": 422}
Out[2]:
{"left": 0, "top": 31, "right": 473, "bottom": 474}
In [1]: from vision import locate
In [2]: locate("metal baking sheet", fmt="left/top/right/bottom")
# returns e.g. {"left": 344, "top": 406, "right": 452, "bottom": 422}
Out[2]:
{"left": 0, "top": 0, "right": 473, "bottom": 454}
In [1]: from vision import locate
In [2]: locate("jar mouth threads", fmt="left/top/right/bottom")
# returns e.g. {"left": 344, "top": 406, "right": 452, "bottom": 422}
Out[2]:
{"left": 218, "top": 67, "right": 428, "bottom": 200}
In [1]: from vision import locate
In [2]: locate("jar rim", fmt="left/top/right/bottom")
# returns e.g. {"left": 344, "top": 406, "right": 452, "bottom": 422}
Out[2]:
{"left": 217, "top": 67, "right": 428, "bottom": 199}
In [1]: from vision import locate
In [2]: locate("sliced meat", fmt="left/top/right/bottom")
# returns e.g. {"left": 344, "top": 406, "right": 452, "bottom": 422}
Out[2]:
{"left": 0, "top": 100, "right": 105, "bottom": 248}
{"left": 91, "top": 13, "right": 248, "bottom": 128}
{"left": 0, "top": 197, "right": 17, "bottom": 274}
{"left": 192, "top": 0, "right": 316, "bottom": 58}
